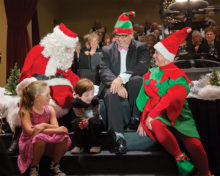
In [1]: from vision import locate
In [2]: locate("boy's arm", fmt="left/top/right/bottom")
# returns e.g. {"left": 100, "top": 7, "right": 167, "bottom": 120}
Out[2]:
{"left": 72, "top": 107, "right": 87, "bottom": 119}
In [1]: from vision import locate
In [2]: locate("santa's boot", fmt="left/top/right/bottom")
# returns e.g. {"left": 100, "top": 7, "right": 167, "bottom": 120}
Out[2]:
{"left": 7, "top": 126, "right": 21, "bottom": 156}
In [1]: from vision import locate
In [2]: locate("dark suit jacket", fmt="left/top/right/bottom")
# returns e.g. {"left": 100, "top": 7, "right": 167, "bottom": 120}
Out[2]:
{"left": 99, "top": 39, "right": 150, "bottom": 93}
{"left": 200, "top": 39, "right": 220, "bottom": 61}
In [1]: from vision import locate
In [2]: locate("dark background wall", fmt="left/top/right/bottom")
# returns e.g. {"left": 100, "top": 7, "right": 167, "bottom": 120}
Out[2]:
{"left": 37, "top": 0, "right": 220, "bottom": 40}
{"left": 38, "top": 0, "right": 161, "bottom": 39}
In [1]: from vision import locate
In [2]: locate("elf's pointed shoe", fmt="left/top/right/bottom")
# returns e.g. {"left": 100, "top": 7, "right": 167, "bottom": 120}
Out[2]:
{"left": 176, "top": 153, "right": 194, "bottom": 176}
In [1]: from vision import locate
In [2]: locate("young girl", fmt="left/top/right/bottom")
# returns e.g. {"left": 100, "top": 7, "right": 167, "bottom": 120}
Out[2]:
{"left": 136, "top": 27, "right": 213, "bottom": 176}
{"left": 17, "top": 81, "right": 71, "bottom": 176}
{"left": 70, "top": 79, "right": 104, "bottom": 153}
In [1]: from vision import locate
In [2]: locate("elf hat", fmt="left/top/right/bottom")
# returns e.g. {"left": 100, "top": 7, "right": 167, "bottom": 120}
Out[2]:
{"left": 154, "top": 27, "right": 192, "bottom": 62}
{"left": 53, "top": 23, "right": 79, "bottom": 48}
{"left": 114, "top": 11, "right": 135, "bottom": 34}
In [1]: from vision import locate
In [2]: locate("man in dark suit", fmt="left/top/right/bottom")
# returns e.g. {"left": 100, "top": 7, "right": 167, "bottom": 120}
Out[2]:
{"left": 99, "top": 11, "right": 150, "bottom": 155}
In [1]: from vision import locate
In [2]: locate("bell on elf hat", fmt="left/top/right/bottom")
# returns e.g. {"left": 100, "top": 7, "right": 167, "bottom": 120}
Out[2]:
{"left": 114, "top": 11, "right": 135, "bottom": 34}
{"left": 53, "top": 23, "right": 79, "bottom": 48}
{"left": 154, "top": 27, "right": 192, "bottom": 62}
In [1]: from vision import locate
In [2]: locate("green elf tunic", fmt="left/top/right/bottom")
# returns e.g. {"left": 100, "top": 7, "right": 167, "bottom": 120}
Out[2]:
{"left": 136, "top": 63, "right": 200, "bottom": 142}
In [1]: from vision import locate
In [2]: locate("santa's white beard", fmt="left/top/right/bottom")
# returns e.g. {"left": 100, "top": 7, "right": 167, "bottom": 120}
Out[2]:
{"left": 51, "top": 52, "right": 73, "bottom": 71}
{"left": 40, "top": 33, "right": 74, "bottom": 71}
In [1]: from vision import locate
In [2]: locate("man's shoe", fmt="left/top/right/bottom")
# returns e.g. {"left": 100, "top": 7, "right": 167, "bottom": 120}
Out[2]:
{"left": 115, "top": 138, "right": 127, "bottom": 156}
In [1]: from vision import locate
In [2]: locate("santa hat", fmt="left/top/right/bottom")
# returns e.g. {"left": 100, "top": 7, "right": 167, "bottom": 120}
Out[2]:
{"left": 154, "top": 27, "right": 192, "bottom": 62}
{"left": 114, "top": 11, "right": 135, "bottom": 34}
{"left": 53, "top": 23, "right": 78, "bottom": 48}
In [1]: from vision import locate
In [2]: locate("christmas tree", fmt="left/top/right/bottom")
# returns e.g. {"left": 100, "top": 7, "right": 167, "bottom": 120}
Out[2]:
{"left": 5, "top": 63, "right": 21, "bottom": 95}
{"left": 209, "top": 67, "right": 220, "bottom": 86}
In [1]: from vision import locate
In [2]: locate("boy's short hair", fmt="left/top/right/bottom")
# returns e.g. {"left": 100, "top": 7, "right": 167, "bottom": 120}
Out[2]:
{"left": 74, "top": 79, "right": 94, "bottom": 96}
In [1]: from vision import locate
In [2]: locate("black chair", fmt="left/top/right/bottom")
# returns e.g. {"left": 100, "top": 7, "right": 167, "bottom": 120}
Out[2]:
{"left": 77, "top": 69, "right": 97, "bottom": 83}
{"left": 78, "top": 52, "right": 102, "bottom": 85}
{"left": 174, "top": 60, "right": 192, "bottom": 68}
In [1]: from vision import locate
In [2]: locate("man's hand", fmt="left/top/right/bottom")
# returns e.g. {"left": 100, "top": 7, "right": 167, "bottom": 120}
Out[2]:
{"left": 137, "top": 122, "right": 146, "bottom": 136}
{"left": 117, "top": 86, "right": 128, "bottom": 99}
{"left": 110, "top": 76, "right": 123, "bottom": 94}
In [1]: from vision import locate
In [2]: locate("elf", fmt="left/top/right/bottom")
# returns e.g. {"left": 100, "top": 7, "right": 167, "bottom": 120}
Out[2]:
{"left": 136, "top": 27, "right": 213, "bottom": 176}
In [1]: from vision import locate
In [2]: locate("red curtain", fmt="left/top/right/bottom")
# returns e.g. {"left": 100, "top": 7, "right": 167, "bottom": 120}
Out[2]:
{"left": 32, "top": 10, "right": 40, "bottom": 46}
{"left": 4, "top": 0, "right": 38, "bottom": 79}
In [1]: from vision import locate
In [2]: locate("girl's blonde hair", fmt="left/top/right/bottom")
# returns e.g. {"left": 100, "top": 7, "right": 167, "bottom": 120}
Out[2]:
{"left": 18, "top": 81, "right": 48, "bottom": 118}
{"left": 74, "top": 79, "right": 94, "bottom": 96}
{"left": 88, "top": 32, "right": 99, "bottom": 43}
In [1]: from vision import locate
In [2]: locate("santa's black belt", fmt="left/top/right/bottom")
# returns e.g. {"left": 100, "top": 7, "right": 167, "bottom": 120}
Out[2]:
{"left": 32, "top": 73, "right": 64, "bottom": 80}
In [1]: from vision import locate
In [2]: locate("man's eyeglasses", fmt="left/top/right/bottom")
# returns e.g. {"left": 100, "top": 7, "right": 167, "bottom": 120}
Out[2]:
{"left": 115, "top": 34, "right": 129, "bottom": 38}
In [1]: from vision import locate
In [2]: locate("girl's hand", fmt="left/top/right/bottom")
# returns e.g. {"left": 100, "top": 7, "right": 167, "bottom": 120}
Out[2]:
{"left": 32, "top": 127, "right": 42, "bottom": 136}
{"left": 32, "top": 123, "right": 46, "bottom": 135}
{"left": 84, "top": 51, "right": 90, "bottom": 55}
{"left": 146, "top": 116, "right": 153, "bottom": 130}
{"left": 137, "top": 122, "right": 146, "bottom": 136}
{"left": 57, "top": 126, "right": 68, "bottom": 134}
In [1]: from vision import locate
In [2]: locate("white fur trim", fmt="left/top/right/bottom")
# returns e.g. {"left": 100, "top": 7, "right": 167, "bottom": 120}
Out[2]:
{"left": 7, "top": 97, "right": 20, "bottom": 132}
{"left": 45, "top": 78, "right": 73, "bottom": 89}
{"left": 49, "top": 99, "right": 68, "bottom": 118}
{"left": 187, "top": 28, "right": 192, "bottom": 33}
{"left": 16, "top": 77, "right": 38, "bottom": 96}
{"left": 53, "top": 26, "right": 79, "bottom": 48}
{"left": 154, "top": 42, "right": 176, "bottom": 62}
{"left": 0, "top": 89, "right": 20, "bottom": 132}
{"left": 45, "top": 57, "right": 58, "bottom": 76}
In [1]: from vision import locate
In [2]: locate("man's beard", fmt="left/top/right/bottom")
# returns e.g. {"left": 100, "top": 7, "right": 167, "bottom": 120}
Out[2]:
{"left": 51, "top": 51, "right": 73, "bottom": 71}
{"left": 41, "top": 33, "right": 74, "bottom": 71}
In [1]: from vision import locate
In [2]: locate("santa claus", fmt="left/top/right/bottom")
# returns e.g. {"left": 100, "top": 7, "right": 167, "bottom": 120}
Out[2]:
{"left": 6, "top": 23, "right": 80, "bottom": 155}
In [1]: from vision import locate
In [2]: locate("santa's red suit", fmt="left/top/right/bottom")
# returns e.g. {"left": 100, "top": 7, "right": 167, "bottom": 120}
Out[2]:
{"left": 6, "top": 23, "right": 80, "bottom": 131}
{"left": 18, "top": 44, "right": 80, "bottom": 110}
